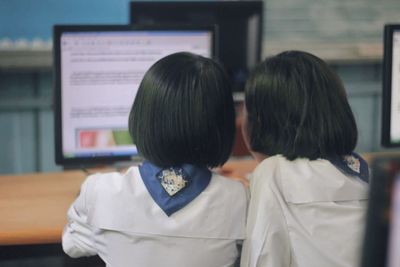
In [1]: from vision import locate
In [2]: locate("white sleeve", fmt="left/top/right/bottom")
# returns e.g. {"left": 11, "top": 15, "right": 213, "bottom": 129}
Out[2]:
{"left": 241, "top": 181, "right": 291, "bottom": 267}
{"left": 62, "top": 175, "right": 97, "bottom": 258}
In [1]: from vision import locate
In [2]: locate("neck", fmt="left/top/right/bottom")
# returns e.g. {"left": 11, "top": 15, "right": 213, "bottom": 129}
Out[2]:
{"left": 250, "top": 151, "right": 268, "bottom": 163}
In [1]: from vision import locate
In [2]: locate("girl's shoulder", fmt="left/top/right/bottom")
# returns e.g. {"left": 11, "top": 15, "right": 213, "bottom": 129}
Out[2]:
{"left": 251, "top": 155, "right": 368, "bottom": 204}
{"left": 82, "top": 166, "right": 141, "bottom": 196}
{"left": 250, "top": 155, "right": 286, "bottom": 186}
{"left": 209, "top": 172, "right": 248, "bottom": 198}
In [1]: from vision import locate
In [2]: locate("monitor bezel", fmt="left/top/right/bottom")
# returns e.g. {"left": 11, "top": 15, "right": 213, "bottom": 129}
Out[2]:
{"left": 129, "top": 0, "right": 264, "bottom": 93}
{"left": 382, "top": 24, "right": 400, "bottom": 147}
{"left": 53, "top": 24, "right": 216, "bottom": 166}
{"left": 360, "top": 156, "right": 400, "bottom": 267}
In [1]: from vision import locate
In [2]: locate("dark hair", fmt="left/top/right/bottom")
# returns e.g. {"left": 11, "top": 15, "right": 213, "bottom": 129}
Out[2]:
{"left": 129, "top": 52, "right": 235, "bottom": 168}
{"left": 244, "top": 50, "right": 358, "bottom": 160}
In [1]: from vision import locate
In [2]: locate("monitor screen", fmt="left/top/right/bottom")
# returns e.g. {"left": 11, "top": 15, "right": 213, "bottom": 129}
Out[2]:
{"left": 382, "top": 24, "right": 400, "bottom": 147}
{"left": 130, "top": 0, "right": 263, "bottom": 93}
{"left": 53, "top": 25, "right": 215, "bottom": 166}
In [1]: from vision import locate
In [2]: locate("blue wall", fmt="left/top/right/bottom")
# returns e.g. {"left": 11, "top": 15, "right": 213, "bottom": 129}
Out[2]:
{"left": 0, "top": 0, "right": 131, "bottom": 40}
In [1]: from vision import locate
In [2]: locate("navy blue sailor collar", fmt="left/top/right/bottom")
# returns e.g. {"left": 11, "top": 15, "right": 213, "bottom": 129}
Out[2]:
{"left": 138, "top": 161, "right": 212, "bottom": 216}
{"left": 327, "top": 152, "right": 369, "bottom": 183}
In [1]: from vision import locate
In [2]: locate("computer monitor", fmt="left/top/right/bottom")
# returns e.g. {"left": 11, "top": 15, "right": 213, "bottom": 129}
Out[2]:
{"left": 53, "top": 25, "right": 215, "bottom": 166}
{"left": 361, "top": 156, "right": 400, "bottom": 267}
{"left": 130, "top": 0, "right": 263, "bottom": 93}
{"left": 382, "top": 24, "right": 400, "bottom": 147}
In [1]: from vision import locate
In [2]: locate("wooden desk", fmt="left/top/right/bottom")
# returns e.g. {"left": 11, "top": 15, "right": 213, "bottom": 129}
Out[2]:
{"left": 0, "top": 160, "right": 257, "bottom": 246}
{"left": 0, "top": 171, "right": 87, "bottom": 246}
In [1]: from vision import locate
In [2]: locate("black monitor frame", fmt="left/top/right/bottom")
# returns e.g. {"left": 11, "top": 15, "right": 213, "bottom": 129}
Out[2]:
{"left": 382, "top": 24, "right": 400, "bottom": 147}
{"left": 130, "top": 0, "right": 264, "bottom": 93}
{"left": 361, "top": 156, "right": 400, "bottom": 267}
{"left": 53, "top": 24, "right": 216, "bottom": 167}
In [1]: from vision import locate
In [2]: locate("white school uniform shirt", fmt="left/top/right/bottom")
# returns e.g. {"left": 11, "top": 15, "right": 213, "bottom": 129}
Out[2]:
{"left": 240, "top": 155, "right": 368, "bottom": 267}
{"left": 62, "top": 166, "right": 247, "bottom": 267}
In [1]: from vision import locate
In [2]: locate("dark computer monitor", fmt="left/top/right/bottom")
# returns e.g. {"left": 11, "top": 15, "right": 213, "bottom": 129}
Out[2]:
{"left": 382, "top": 24, "right": 400, "bottom": 147}
{"left": 130, "top": 0, "right": 263, "bottom": 93}
{"left": 53, "top": 25, "right": 215, "bottom": 166}
{"left": 361, "top": 156, "right": 400, "bottom": 267}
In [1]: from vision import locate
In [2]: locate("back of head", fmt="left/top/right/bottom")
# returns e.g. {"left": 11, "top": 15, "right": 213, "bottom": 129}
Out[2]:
{"left": 245, "top": 50, "right": 358, "bottom": 160}
{"left": 129, "top": 52, "right": 235, "bottom": 168}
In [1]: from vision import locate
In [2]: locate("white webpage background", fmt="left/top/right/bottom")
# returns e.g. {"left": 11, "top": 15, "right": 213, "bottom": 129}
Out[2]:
{"left": 61, "top": 31, "right": 212, "bottom": 156}
{"left": 391, "top": 31, "right": 400, "bottom": 143}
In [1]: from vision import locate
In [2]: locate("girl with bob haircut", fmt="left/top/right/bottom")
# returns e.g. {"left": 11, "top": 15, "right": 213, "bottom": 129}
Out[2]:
{"left": 240, "top": 51, "right": 369, "bottom": 267}
{"left": 62, "top": 52, "right": 247, "bottom": 267}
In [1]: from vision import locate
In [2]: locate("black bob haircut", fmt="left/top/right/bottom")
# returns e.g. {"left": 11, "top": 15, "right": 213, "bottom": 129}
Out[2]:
{"left": 129, "top": 52, "right": 235, "bottom": 168}
{"left": 244, "top": 50, "right": 358, "bottom": 160}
